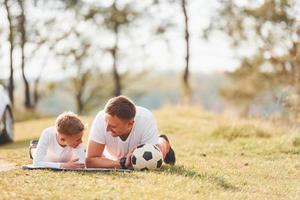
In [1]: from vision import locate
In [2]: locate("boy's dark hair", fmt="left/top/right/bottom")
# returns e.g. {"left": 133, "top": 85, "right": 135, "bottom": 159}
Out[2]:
{"left": 55, "top": 112, "right": 84, "bottom": 135}
{"left": 104, "top": 96, "right": 136, "bottom": 120}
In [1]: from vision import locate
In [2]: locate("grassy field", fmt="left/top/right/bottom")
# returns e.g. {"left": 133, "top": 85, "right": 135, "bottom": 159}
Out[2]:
{"left": 0, "top": 106, "right": 299, "bottom": 200}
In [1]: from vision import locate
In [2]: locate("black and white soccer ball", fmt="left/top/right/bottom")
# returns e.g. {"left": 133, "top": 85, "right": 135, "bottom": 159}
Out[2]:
{"left": 131, "top": 144, "right": 163, "bottom": 171}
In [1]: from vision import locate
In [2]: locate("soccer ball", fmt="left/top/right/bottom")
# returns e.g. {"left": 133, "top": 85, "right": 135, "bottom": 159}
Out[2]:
{"left": 131, "top": 144, "right": 163, "bottom": 171}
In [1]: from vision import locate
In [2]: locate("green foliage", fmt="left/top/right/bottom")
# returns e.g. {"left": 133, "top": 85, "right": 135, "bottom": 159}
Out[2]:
{"left": 12, "top": 108, "right": 51, "bottom": 122}
{"left": 211, "top": 124, "right": 272, "bottom": 141}
{"left": 207, "top": 0, "right": 300, "bottom": 118}
{"left": 292, "top": 137, "right": 300, "bottom": 147}
{"left": 85, "top": 1, "right": 140, "bottom": 28}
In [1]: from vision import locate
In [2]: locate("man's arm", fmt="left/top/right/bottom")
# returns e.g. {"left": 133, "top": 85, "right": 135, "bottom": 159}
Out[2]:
{"left": 85, "top": 140, "right": 121, "bottom": 168}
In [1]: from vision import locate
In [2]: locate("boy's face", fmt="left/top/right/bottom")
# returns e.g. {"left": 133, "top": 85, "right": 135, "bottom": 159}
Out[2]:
{"left": 105, "top": 114, "right": 134, "bottom": 137}
{"left": 59, "top": 131, "right": 83, "bottom": 148}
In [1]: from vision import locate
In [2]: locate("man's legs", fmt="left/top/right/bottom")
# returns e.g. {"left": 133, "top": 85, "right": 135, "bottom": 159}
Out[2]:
{"left": 157, "top": 135, "right": 176, "bottom": 165}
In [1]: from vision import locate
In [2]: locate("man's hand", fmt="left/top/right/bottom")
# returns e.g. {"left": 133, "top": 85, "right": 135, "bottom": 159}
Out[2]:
{"left": 125, "top": 153, "right": 132, "bottom": 168}
{"left": 125, "top": 147, "right": 137, "bottom": 169}
{"left": 60, "top": 158, "right": 85, "bottom": 169}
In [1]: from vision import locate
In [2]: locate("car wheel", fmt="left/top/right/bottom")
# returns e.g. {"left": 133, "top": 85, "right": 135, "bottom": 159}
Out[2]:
{"left": 0, "top": 107, "right": 14, "bottom": 144}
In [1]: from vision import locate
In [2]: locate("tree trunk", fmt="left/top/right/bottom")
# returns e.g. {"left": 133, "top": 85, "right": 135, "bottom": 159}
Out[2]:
{"left": 32, "top": 77, "right": 40, "bottom": 109}
{"left": 73, "top": 65, "right": 89, "bottom": 114}
{"left": 18, "top": 0, "right": 32, "bottom": 109}
{"left": 32, "top": 62, "right": 47, "bottom": 109}
{"left": 290, "top": 42, "right": 299, "bottom": 85}
{"left": 240, "top": 104, "right": 250, "bottom": 118}
{"left": 76, "top": 90, "right": 84, "bottom": 114}
{"left": 181, "top": 0, "right": 192, "bottom": 104}
{"left": 112, "top": 23, "right": 122, "bottom": 97}
{"left": 4, "top": 0, "right": 14, "bottom": 105}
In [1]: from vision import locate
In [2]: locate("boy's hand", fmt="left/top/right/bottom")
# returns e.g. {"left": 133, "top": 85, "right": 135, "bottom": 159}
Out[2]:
{"left": 61, "top": 158, "right": 85, "bottom": 169}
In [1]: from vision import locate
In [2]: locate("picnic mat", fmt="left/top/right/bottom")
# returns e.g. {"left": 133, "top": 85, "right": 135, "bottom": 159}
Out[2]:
{"left": 22, "top": 164, "right": 132, "bottom": 173}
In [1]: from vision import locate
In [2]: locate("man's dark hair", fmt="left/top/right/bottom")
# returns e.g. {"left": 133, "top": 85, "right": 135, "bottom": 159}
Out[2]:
{"left": 104, "top": 96, "right": 136, "bottom": 120}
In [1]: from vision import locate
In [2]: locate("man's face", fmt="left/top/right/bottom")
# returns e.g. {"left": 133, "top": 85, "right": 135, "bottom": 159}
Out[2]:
{"left": 105, "top": 114, "right": 134, "bottom": 137}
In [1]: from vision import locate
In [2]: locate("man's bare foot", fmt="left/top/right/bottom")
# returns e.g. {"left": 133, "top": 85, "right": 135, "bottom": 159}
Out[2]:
{"left": 159, "top": 134, "right": 176, "bottom": 165}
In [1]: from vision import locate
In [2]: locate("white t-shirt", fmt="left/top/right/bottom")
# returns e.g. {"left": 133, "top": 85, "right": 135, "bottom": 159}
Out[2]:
{"left": 33, "top": 127, "right": 85, "bottom": 168}
{"left": 89, "top": 106, "right": 159, "bottom": 160}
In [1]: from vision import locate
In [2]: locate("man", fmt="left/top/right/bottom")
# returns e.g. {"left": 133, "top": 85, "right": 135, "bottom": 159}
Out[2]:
{"left": 86, "top": 95, "right": 175, "bottom": 169}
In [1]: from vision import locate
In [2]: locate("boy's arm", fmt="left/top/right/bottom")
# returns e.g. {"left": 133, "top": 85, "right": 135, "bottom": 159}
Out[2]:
{"left": 33, "top": 130, "right": 61, "bottom": 169}
{"left": 85, "top": 140, "right": 120, "bottom": 168}
{"left": 73, "top": 143, "right": 86, "bottom": 164}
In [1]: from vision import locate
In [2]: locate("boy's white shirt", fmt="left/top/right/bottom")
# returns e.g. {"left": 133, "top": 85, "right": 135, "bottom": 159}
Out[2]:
{"left": 89, "top": 106, "right": 159, "bottom": 160}
{"left": 33, "top": 127, "right": 85, "bottom": 169}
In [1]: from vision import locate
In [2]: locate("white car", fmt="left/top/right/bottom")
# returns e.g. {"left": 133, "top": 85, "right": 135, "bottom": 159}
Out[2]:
{"left": 0, "top": 85, "right": 14, "bottom": 143}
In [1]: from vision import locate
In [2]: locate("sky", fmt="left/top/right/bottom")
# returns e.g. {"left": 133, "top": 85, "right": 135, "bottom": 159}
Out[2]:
{"left": 0, "top": 0, "right": 240, "bottom": 82}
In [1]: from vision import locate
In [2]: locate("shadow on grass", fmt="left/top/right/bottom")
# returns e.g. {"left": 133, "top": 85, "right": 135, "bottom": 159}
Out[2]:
{"left": 76, "top": 171, "right": 138, "bottom": 179}
{"left": 0, "top": 138, "right": 36, "bottom": 150}
{"left": 159, "top": 165, "right": 238, "bottom": 191}
{"left": 18, "top": 168, "right": 139, "bottom": 179}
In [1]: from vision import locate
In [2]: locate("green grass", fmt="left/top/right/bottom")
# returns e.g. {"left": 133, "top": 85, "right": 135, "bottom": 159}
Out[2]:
{"left": 0, "top": 106, "right": 299, "bottom": 199}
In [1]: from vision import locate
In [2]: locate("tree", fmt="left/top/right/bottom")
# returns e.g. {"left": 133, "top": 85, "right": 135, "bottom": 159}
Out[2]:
{"left": 17, "top": 0, "right": 32, "bottom": 109}
{"left": 219, "top": 55, "right": 273, "bottom": 116}
{"left": 85, "top": 0, "right": 140, "bottom": 97}
{"left": 3, "top": 0, "right": 51, "bottom": 109}
{"left": 55, "top": 20, "right": 105, "bottom": 114}
{"left": 4, "top": 0, "right": 15, "bottom": 105}
{"left": 151, "top": 0, "right": 193, "bottom": 104}
{"left": 206, "top": 0, "right": 300, "bottom": 118}
{"left": 26, "top": 8, "right": 59, "bottom": 109}
{"left": 181, "top": 0, "right": 192, "bottom": 104}
{"left": 16, "top": 0, "right": 70, "bottom": 109}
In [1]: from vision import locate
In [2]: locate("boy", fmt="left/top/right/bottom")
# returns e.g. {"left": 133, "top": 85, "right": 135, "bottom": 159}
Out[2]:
{"left": 32, "top": 112, "right": 85, "bottom": 169}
